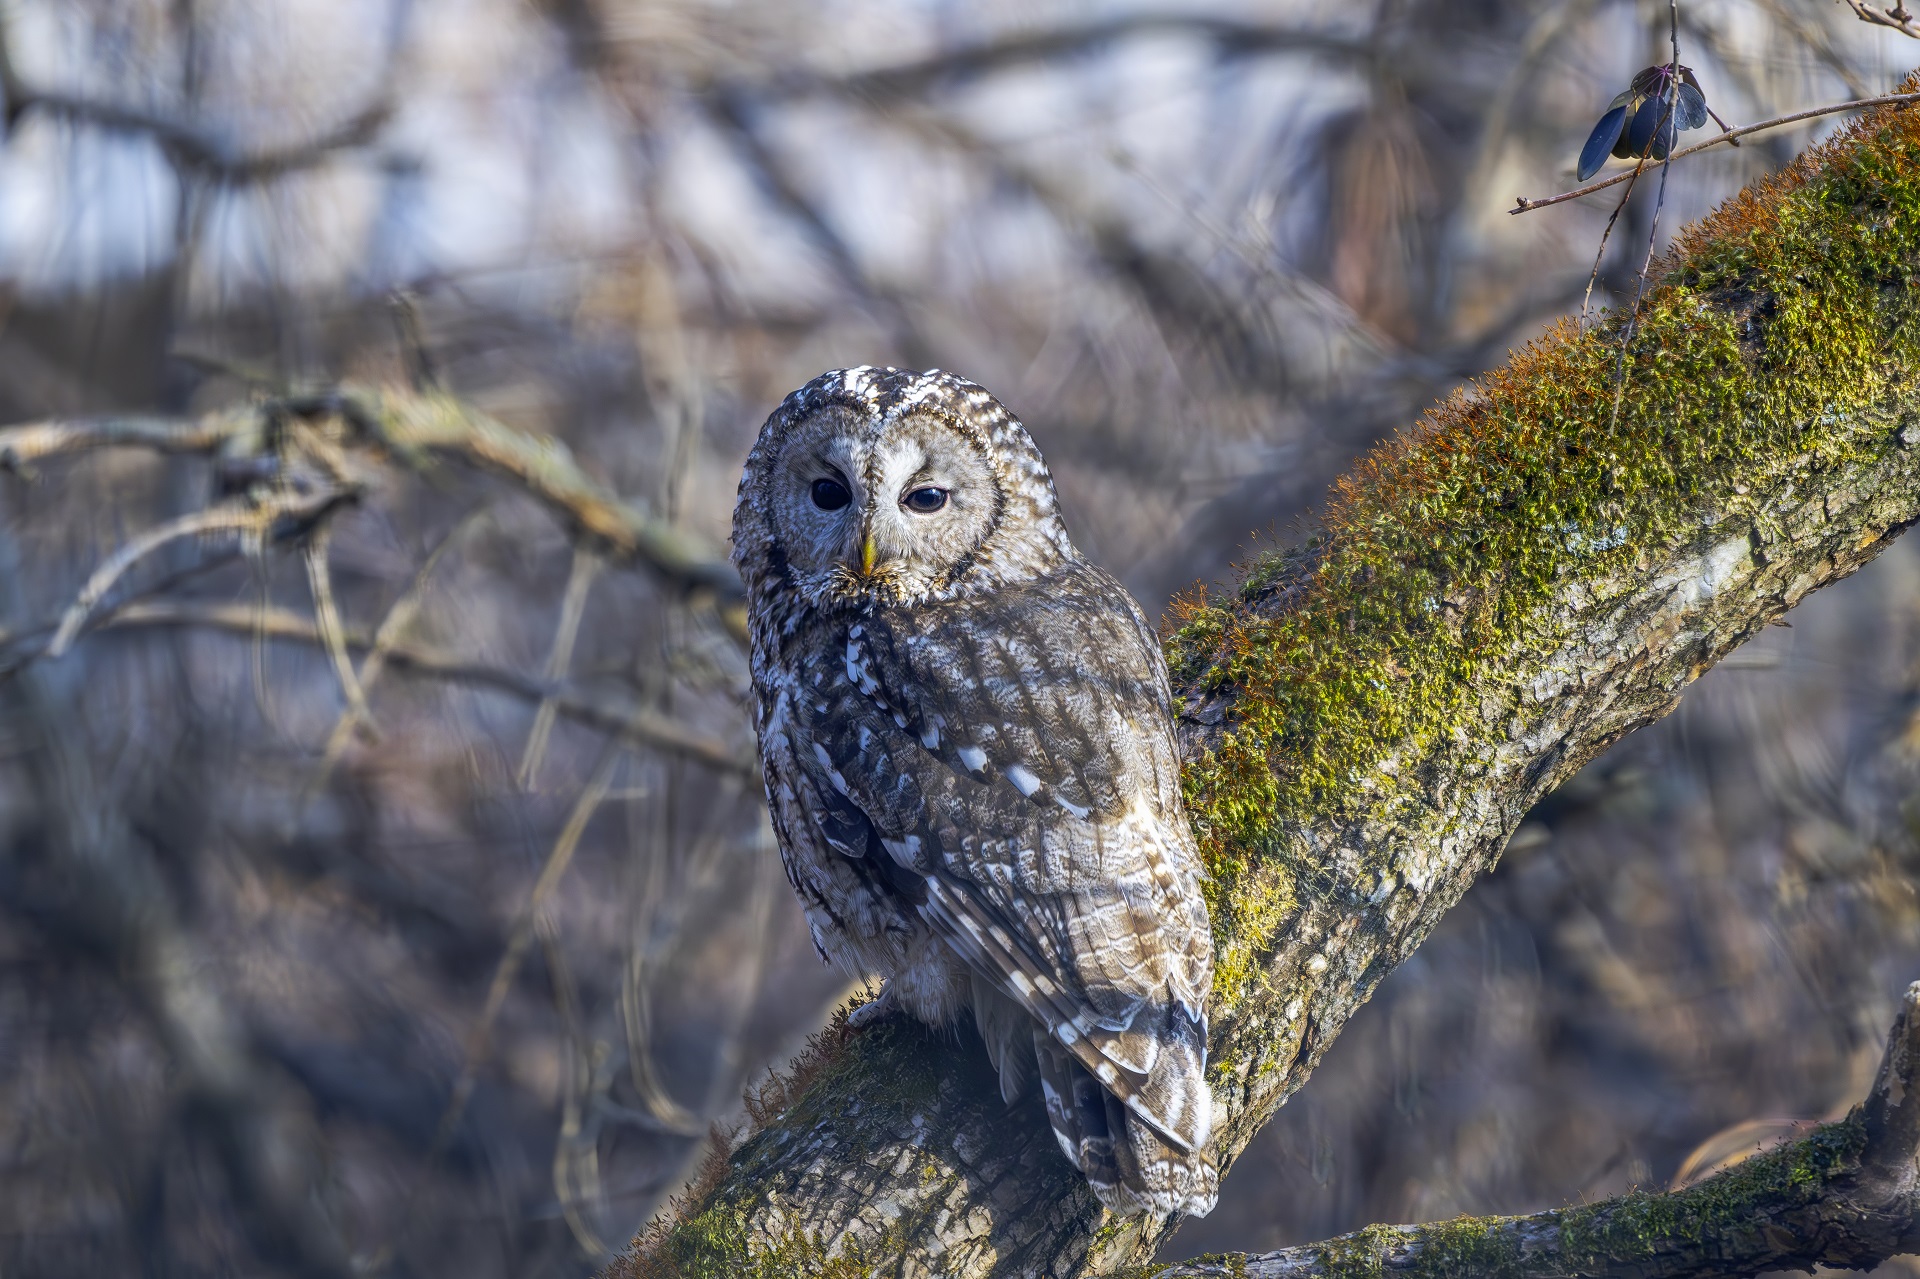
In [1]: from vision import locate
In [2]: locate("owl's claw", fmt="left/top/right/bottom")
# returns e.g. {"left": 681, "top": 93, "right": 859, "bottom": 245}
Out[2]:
{"left": 847, "top": 985, "right": 897, "bottom": 1030}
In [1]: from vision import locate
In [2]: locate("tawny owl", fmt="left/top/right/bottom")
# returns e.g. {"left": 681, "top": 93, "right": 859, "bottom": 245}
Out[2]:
{"left": 731, "top": 367, "right": 1217, "bottom": 1217}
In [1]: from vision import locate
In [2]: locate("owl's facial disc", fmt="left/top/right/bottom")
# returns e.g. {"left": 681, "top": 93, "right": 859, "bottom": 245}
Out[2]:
{"left": 765, "top": 406, "right": 999, "bottom": 604}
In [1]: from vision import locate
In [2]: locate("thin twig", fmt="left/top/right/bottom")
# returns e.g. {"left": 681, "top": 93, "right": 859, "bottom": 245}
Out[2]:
{"left": 305, "top": 505, "right": 491, "bottom": 801}
{"left": 1511, "top": 90, "right": 1920, "bottom": 213}
{"left": 1580, "top": 161, "right": 1648, "bottom": 324}
{"left": 519, "top": 548, "right": 602, "bottom": 791}
{"left": 46, "top": 487, "right": 349, "bottom": 657}
{"left": 48, "top": 599, "right": 753, "bottom": 774}
{"left": 303, "top": 524, "right": 375, "bottom": 737}
{"left": 428, "top": 747, "right": 621, "bottom": 1165}
{"left": 1607, "top": 12, "right": 1684, "bottom": 423}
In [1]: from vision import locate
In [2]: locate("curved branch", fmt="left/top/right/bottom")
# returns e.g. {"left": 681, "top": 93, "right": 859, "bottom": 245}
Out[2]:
{"left": 1164, "top": 981, "right": 1920, "bottom": 1277}
{"left": 1843, "top": 0, "right": 1920, "bottom": 41}
{"left": 611, "top": 83, "right": 1920, "bottom": 1279}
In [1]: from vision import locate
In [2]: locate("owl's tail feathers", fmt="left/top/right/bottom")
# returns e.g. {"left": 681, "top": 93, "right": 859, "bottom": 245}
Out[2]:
{"left": 1030, "top": 1031, "right": 1219, "bottom": 1218}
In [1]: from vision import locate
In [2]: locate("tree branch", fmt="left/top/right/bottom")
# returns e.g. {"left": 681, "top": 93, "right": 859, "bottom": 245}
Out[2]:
{"left": 1163, "top": 980, "right": 1920, "bottom": 1277}
{"left": 1842, "top": 0, "right": 1920, "bottom": 42}
{"left": 610, "top": 82, "right": 1920, "bottom": 1279}
{"left": 0, "top": 598, "right": 755, "bottom": 776}
{"left": 0, "top": 384, "right": 747, "bottom": 632}
{"left": 0, "top": 5, "right": 401, "bottom": 182}
{"left": 759, "top": 15, "right": 1367, "bottom": 102}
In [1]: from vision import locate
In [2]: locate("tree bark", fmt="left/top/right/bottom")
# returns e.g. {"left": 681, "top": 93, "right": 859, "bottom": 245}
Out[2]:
{"left": 613, "top": 93, "right": 1920, "bottom": 1279}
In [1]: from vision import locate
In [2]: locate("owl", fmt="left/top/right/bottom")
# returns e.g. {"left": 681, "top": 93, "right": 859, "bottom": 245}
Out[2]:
{"left": 731, "top": 367, "right": 1217, "bottom": 1217}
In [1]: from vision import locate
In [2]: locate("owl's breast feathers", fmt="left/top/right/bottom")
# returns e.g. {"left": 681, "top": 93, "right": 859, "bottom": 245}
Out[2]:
{"left": 764, "top": 555, "right": 1215, "bottom": 1161}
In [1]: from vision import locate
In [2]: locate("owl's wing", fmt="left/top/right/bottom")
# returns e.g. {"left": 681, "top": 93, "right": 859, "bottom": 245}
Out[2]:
{"left": 801, "top": 560, "right": 1213, "bottom": 1153}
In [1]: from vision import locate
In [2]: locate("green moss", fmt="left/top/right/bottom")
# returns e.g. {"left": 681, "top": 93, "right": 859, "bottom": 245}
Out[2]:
{"left": 649, "top": 1202, "right": 900, "bottom": 1279}
{"left": 1172, "top": 92, "right": 1920, "bottom": 1009}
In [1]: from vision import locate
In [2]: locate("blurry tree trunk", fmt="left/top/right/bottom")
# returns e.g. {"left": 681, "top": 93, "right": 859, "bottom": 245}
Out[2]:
{"left": 611, "top": 98, "right": 1920, "bottom": 1278}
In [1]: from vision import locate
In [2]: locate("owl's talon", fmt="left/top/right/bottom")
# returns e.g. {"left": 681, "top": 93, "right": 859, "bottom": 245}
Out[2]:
{"left": 847, "top": 987, "right": 897, "bottom": 1029}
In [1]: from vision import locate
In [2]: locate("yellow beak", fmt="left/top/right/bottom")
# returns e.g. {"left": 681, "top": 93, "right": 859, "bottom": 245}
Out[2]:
{"left": 860, "top": 536, "right": 878, "bottom": 576}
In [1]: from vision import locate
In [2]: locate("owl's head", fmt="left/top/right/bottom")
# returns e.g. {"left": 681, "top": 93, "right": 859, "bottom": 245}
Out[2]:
{"left": 732, "top": 368, "right": 1075, "bottom": 614}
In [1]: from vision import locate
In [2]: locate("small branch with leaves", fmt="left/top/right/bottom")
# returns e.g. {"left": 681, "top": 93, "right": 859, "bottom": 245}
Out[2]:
{"left": 1512, "top": 90, "right": 1920, "bottom": 212}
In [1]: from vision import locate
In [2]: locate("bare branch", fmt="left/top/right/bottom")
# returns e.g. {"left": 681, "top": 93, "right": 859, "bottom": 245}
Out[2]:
{"left": 0, "top": 387, "right": 749, "bottom": 638}
{"left": 1843, "top": 0, "right": 1920, "bottom": 41}
{"left": 307, "top": 504, "right": 490, "bottom": 798}
{"left": 0, "top": 4, "right": 397, "bottom": 182}
{"left": 428, "top": 746, "right": 620, "bottom": 1172}
{"left": 0, "top": 408, "right": 256, "bottom": 472}
{"left": 69, "top": 599, "right": 755, "bottom": 775}
{"left": 521, "top": 549, "right": 606, "bottom": 789}
{"left": 46, "top": 485, "right": 354, "bottom": 658}
{"left": 303, "top": 524, "right": 376, "bottom": 737}
{"left": 771, "top": 15, "right": 1368, "bottom": 101}
{"left": 354, "top": 386, "right": 747, "bottom": 629}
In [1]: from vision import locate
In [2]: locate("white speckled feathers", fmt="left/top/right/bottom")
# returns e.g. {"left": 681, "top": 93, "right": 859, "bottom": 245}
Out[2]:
{"left": 732, "top": 367, "right": 1217, "bottom": 1217}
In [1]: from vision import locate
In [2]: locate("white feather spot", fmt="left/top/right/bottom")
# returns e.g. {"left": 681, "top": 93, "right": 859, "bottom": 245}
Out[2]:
{"left": 920, "top": 725, "right": 939, "bottom": 750}
{"left": 1054, "top": 795, "right": 1091, "bottom": 821}
{"left": 1004, "top": 763, "right": 1042, "bottom": 796}
{"left": 957, "top": 745, "right": 988, "bottom": 772}
{"left": 810, "top": 742, "right": 850, "bottom": 796}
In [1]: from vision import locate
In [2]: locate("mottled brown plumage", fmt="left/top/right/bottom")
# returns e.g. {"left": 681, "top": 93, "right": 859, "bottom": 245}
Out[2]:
{"left": 732, "top": 366, "right": 1216, "bottom": 1216}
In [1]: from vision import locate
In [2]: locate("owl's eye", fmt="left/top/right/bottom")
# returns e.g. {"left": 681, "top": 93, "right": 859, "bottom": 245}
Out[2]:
{"left": 811, "top": 478, "right": 851, "bottom": 511}
{"left": 902, "top": 486, "right": 949, "bottom": 514}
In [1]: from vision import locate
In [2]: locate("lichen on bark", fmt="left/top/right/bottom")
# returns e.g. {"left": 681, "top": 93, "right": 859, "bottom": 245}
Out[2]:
{"left": 611, "top": 86, "right": 1920, "bottom": 1279}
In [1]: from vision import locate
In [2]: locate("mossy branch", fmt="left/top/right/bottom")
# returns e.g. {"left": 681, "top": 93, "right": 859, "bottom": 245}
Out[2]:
{"left": 1164, "top": 980, "right": 1920, "bottom": 1278}
{"left": 611, "top": 84, "right": 1920, "bottom": 1279}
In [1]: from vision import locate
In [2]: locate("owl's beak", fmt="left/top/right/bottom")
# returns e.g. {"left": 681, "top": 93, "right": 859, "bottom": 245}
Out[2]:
{"left": 858, "top": 535, "right": 878, "bottom": 577}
